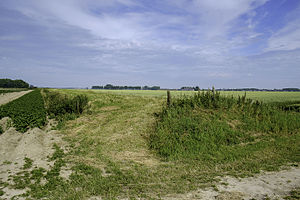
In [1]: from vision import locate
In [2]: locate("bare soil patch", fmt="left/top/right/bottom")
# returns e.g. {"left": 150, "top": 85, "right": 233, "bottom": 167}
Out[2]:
{"left": 0, "top": 118, "right": 65, "bottom": 199}
{"left": 165, "top": 167, "right": 300, "bottom": 200}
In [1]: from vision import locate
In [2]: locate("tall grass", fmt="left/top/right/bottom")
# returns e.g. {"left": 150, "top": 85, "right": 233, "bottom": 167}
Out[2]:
{"left": 150, "top": 89, "right": 300, "bottom": 161}
{"left": 42, "top": 89, "right": 89, "bottom": 118}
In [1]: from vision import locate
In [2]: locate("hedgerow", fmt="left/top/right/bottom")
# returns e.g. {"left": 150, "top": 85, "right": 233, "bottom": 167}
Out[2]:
{"left": 42, "top": 89, "right": 88, "bottom": 117}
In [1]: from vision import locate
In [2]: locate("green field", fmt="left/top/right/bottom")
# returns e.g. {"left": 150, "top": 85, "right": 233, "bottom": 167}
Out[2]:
{"left": 2, "top": 89, "right": 299, "bottom": 199}
{"left": 76, "top": 89, "right": 300, "bottom": 102}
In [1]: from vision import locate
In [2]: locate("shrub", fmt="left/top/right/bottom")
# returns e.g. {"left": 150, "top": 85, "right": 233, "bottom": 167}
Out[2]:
{"left": 43, "top": 89, "right": 89, "bottom": 117}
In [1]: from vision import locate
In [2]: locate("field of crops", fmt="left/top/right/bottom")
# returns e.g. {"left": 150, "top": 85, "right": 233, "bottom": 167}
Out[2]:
{"left": 0, "top": 90, "right": 46, "bottom": 132}
{"left": 87, "top": 89, "right": 300, "bottom": 102}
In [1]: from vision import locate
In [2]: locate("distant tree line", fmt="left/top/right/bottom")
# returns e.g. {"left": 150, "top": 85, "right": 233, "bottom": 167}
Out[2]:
{"left": 0, "top": 78, "right": 30, "bottom": 88}
{"left": 180, "top": 86, "right": 200, "bottom": 91}
{"left": 218, "top": 88, "right": 300, "bottom": 92}
{"left": 178, "top": 86, "right": 300, "bottom": 92}
{"left": 282, "top": 88, "right": 300, "bottom": 91}
{"left": 91, "top": 84, "right": 160, "bottom": 90}
{"left": 142, "top": 85, "right": 160, "bottom": 90}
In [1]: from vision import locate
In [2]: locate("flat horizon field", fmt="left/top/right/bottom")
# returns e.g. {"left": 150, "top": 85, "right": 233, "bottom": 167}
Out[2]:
{"left": 63, "top": 89, "right": 300, "bottom": 102}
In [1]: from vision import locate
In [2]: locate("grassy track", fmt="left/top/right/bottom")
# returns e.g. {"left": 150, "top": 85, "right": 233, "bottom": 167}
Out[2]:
{"left": 25, "top": 89, "right": 297, "bottom": 199}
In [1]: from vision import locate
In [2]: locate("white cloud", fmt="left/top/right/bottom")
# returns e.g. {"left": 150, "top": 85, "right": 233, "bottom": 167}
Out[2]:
{"left": 166, "top": 0, "right": 269, "bottom": 38}
{"left": 7, "top": 0, "right": 269, "bottom": 44}
{"left": 266, "top": 20, "right": 300, "bottom": 51}
{"left": 8, "top": 0, "right": 145, "bottom": 40}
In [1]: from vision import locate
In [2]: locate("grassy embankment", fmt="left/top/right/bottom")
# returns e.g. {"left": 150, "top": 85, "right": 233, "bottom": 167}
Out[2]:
{"left": 2, "top": 89, "right": 299, "bottom": 199}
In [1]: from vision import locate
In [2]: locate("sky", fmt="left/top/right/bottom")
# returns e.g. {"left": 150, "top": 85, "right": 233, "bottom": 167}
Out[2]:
{"left": 0, "top": 0, "right": 300, "bottom": 89}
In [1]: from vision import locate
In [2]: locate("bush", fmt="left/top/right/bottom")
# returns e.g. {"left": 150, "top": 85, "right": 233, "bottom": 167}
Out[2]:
{"left": 43, "top": 89, "right": 88, "bottom": 117}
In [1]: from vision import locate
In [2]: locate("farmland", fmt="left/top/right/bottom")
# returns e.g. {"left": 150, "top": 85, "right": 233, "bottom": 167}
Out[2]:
{"left": 0, "top": 89, "right": 299, "bottom": 199}
{"left": 81, "top": 89, "right": 300, "bottom": 102}
{"left": 34, "top": 89, "right": 300, "bottom": 199}
{"left": 0, "top": 90, "right": 46, "bottom": 132}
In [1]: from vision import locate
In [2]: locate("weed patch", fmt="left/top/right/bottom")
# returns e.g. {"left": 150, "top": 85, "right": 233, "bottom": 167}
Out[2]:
{"left": 5, "top": 144, "right": 68, "bottom": 199}
{"left": 284, "top": 187, "right": 300, "bottom": 199}
{"left": 23, "top": 157, "right": 33, "bottom": 169}
{"left": 42, "top": 89, "right": 89, "bottom": 129}
{"left": 150, "top": 89, "right": 300, "bottom": 162}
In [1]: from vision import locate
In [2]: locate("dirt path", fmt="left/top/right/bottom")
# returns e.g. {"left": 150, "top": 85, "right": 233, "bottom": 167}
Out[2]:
{"left": 165, "top": 167, "right": 300, "bottom": 200}
{"left": 0, "top": 90, "right": 32, "bottom": 106}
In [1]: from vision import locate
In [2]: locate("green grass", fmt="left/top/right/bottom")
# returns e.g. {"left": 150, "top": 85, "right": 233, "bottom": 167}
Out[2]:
{"left": 284, "top": 187, "right": 300, "bottom": 199}
{"left": 2, "top": 89, "right": 298, "bottom": 199}
{"left": 220, "top": 91, "right": 300, "bottom": 102}
{"left": 23, "top": 157, "right": 33, "bottom": 169}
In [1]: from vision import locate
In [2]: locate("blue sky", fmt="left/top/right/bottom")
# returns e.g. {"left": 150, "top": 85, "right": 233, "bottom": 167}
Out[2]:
{"left": 0, "top": 0, "right": 300, "bottom": 88}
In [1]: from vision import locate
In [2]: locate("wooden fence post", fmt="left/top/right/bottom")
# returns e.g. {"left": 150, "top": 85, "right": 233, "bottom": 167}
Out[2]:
{"left": 167, "top": 90, "right": 171, "bottom": 106}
